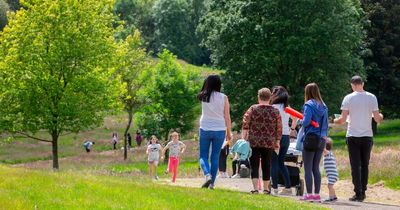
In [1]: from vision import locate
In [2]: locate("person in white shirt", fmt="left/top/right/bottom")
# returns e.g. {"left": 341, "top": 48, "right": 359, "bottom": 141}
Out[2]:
{"left": 334, "top": 75, "right": 383, "bottom": 202}
{"left": 146, "top": 135, "right": 162, "bottom": 180}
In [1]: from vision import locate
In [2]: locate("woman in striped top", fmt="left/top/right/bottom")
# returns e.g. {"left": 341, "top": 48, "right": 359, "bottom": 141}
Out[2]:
{"left": 323, "top": 138, "right": 338, "bottom": 202}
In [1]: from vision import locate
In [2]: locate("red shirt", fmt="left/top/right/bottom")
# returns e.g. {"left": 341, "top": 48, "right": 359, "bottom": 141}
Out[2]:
{"left": 242, "top": 104, "right": 282, "bottom": 149}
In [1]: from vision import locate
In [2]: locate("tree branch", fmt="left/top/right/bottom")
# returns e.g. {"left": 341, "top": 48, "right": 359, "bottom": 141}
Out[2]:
{"left": 15, "top": 132, "right": 52, "bottom": 143}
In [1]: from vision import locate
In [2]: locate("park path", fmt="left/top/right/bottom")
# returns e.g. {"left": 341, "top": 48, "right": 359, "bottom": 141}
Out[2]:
{"left": 160, "top": 178, "right": 400, "bottom": 210}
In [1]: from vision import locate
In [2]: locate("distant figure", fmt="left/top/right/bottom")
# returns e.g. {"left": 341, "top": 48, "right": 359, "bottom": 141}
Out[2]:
{"left": 217, "top": 135, "right": 230, "bottom": 179}
{"left": 83, "top": 140, "right": 95, "bottom": 153}
{"left": 162, "top": 131, "right": 186, "bottom": 183}
{"left": 112, "top": 132, "right": 118, "bottom": 150}
{"left": 136, "top": 131, "right": 142, "bottom": 147}
{"left": 127, "top": 133, "right": 132, "bottom": 148}
{"left": 147, "top": 135, "right": 162, "bottom": 180}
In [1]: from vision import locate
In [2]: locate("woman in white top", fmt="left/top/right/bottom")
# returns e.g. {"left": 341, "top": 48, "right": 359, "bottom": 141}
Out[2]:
{"left": 270, "top": 86, "right": 297, "bottom": 195}
{"left": 198, "top": 75, "right": 232, "bottom": 189}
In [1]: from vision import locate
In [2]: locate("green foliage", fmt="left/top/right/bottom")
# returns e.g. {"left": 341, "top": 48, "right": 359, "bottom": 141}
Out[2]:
{"left": 114, "top": 0, "right": 156, "bottom": 45}
{"left": 362, "top": 0, "right": 400, "bottom": 118}
{"left": 153, "top": 0, "right": 209, "bottom": 65}
{"left": 0, "top": 0, "right": 9, "bottom": 30}
{"left": 0, "top": 0, "right": 120, "bottom": 168}
{"left": 136, "top": 50, "right": 201, "bottom": 141}
{"left": 6, "top": 0, "right": 19, "bottom": 11}
{"left": 199, "top": 0, "right": 366, "bottom": 129}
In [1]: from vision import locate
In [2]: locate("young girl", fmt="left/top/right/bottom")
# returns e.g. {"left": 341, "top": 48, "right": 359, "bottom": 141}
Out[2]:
{"left": 162, "top": 131, "right": 186, "bottom": 183}
{"left": 146, "top": 135, "right": 162, "bottom": 180}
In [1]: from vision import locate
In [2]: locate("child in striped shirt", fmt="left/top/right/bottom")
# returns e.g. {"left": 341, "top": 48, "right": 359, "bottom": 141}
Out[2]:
{"left": 323, "top": 138, "right": 338, "bottom": 202}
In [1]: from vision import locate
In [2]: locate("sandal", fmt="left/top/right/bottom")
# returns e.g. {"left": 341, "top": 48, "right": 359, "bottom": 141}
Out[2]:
{"left": 263, "top": 190, "right": 271, "bottom": 195}
{"left": 250, "top": 190, "right": 259, "bottom": 194}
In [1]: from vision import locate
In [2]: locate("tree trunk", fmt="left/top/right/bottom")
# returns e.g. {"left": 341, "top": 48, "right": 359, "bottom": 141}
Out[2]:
{"left": 124, "top": 111, "right": 133, "bottom": 160}
{"left": 51, "top": 132, "right": 59, "bottom": 170}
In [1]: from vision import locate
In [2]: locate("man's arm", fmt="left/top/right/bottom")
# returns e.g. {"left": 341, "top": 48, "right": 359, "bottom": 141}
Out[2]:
{"left": 373, "top": 111, "right": 383, "bottom": 123}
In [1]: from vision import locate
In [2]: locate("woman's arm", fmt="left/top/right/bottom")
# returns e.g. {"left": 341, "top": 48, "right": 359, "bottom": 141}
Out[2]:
{"left": 224, "top": 96, "right": 232, "bottom": 141}
{"left": 275, "top": 113, "right": 282, "bottom": 149}
{"left": 302, "top": 105, "right": 312, "bottom": 127}
{"left": 241, "top": 107, "right": 252, "bottom": 140}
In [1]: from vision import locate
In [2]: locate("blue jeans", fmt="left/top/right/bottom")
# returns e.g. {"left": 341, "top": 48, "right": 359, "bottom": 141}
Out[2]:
{"left": 199, "top": 129, "right": 225, "bottom": 184}
{"left": 271, "top": 135, "right": 291, "bottom": 188}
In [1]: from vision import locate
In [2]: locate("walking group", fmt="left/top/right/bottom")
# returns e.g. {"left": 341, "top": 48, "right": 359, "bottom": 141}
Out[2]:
{"left": 197, "top": 74, "right": 383, "bottom": 203}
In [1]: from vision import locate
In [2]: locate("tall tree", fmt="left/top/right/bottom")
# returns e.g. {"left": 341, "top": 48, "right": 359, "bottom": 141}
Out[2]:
{"left": 6, "top": 0, "right": 19, "bottom": 11}
{"left": 362, "top": 0, "right": 400, "bottom": 118}
{"left": 116, "top": 30, "right": 152, "bottom": 160}
{"left": 153, "top": 0, "right": 209, "bottom": 65}
{"left": 199, "top": 0, "right": 365, "bottom": 128}
{"left": 0, "top": 0, "right": 9, "bottom": 30}
{"left": 0, "top": 0, "right": 119, "bottom": 169}
{"left": 114, "top": 0, "right": 156, "bottom": 47}
{"left": 135, "top": 50, "right": 201, "bottom": 141}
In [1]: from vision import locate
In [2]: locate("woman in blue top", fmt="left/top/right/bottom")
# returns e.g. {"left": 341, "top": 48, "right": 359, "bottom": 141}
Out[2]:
{"left": 301, "top": 83, "right": 329, "bottom": 202}
{"left": 198, "top": 75, "right": 232, "bottom": 189}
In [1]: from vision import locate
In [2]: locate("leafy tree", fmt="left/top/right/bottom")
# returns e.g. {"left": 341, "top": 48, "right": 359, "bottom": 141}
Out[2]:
{"left": 152, "top": 0, "right": 209, "bottom": 65}
{"left": 6, "top": 0, "right": 19, "bottom": 11}
{"left": 199, "top": 0, "right": 365, "bottom": 128}
{"left": 116, "top": 30, "right": 152, "bottom": 159}
{"left": 135, "top": 50, "right": 201, "bottom": 142}
{"left": 0, "top": 0, "right": 9, "bottom": 30}
{"left": 114, "top": 0, "right": 156, "bottom": 47}
{"left": 362, "top": 0, "right": 400, "bottom": 118}
{"left": 0, "top": 0, "right": 119, "bottom": 169}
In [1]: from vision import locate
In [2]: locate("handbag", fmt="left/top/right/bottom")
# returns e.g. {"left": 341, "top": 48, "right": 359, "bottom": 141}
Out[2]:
{"left": 303, "top": 116, "right": 324, "bottom": 152}
{"left": 295, "top": 126, "right": 304, "bottom": 151}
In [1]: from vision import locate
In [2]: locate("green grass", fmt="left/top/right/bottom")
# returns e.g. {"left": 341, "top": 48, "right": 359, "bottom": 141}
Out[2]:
{"left": 0, "top": 165, "right": 325, "bottom": 210}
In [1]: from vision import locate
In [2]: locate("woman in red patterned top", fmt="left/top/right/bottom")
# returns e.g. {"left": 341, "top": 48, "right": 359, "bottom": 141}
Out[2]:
{"left": 242, "top": 88, "right": 282, "bottom": 194}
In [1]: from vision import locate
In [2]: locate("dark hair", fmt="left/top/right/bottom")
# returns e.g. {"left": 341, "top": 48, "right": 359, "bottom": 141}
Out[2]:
{"left": 270, "top": 86, "right": 289, "bottom": 107}
{"left": 304, "top": 83, "right": 323, "bottom": 103}
{"left": 351, "top": 75, "right": 364, "bottom": 85}
{"left": 198, "top": 75, "right": 222, "bottom": 102}
{"left": 326, "top": 138, "right": 333, "bottom": 151}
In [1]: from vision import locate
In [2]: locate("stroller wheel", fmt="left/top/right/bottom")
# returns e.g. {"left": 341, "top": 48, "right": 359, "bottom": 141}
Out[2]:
{"left": 296, "top": 179, "right": 305, "bottom": 196}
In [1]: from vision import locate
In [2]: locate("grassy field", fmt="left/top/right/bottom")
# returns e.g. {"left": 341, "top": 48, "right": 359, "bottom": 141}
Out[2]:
{"left": 0, "top": 165, "right": 325, "bottom": 210}
{"left": 330, "top": 119, "right": 400, "bottom": 190}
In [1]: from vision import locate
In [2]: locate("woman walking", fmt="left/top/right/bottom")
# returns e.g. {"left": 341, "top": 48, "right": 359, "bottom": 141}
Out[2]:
{"left": 242, "top": 88, "right": 282, "bottom": 194}
{"left": 300, "top": 83, "right": 329, "bottom": 202}
{"left": 270, "top": 86, "right": 297, "bottom": 195}
{"left": 198, "top": 75, "right": 232, "bottom": 189}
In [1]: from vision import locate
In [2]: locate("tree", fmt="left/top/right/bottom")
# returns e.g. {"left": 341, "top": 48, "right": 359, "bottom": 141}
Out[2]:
{"left": 0, "top": 0, "right": 119, "bottom": 169}
{"left": 362, "top": 0, "right": 400, "bottom": 118}
{"left": 135, "top": 50, "right": 201, "bottom": 142}
{"left": 6, "top": 0, "right": 20, "bottom": 11}
{"left": 199, "top": 0, "right": 365, "bottom": 128}
{"left": 0, "top": 0, "right": 9, "bottom": 30}
{"left": 114, "top": 0, "right": 156, "bottom": 47}
{"left": 152, "top": 0, "right": 210, "bottom": 65}
{"left": 116, "top": 30, "right": 152, "bottom": 160}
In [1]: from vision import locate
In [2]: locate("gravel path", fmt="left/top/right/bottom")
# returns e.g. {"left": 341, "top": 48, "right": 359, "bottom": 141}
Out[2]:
{"left": 160, "top": 178, "right": 400, "bottom": 210}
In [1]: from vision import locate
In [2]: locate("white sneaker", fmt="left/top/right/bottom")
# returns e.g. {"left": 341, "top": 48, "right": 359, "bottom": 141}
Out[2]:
{"left": 231, "top": 174, "right": 240, "bottom": 179}
{"left": 272, "top": 188, "right": 279, "bottom": 196}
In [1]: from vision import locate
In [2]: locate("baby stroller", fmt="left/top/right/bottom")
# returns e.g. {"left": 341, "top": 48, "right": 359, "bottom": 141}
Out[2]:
{"left": 268, "top": 142, "right": 305, "bottom": 196}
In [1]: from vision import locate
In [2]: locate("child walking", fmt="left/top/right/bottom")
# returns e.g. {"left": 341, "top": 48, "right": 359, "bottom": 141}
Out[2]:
{"left": 147, "top": 135, "right": 162, "bottom": 180}
{"left": 162, "top": 131, "right": 186, "bottom": 183}
{"left": 323, "top": 138, "right": 338, "bottom": 202}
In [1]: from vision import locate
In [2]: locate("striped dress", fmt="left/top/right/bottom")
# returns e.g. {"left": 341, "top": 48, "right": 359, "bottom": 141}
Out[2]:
{"left": 323, "top": 151, "right": 339, "bottom": 185}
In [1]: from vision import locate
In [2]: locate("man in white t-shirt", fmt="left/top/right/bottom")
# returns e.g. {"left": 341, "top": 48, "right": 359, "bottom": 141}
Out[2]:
{"left": 334, "top": 75, "right": 383, "bottom": 202}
